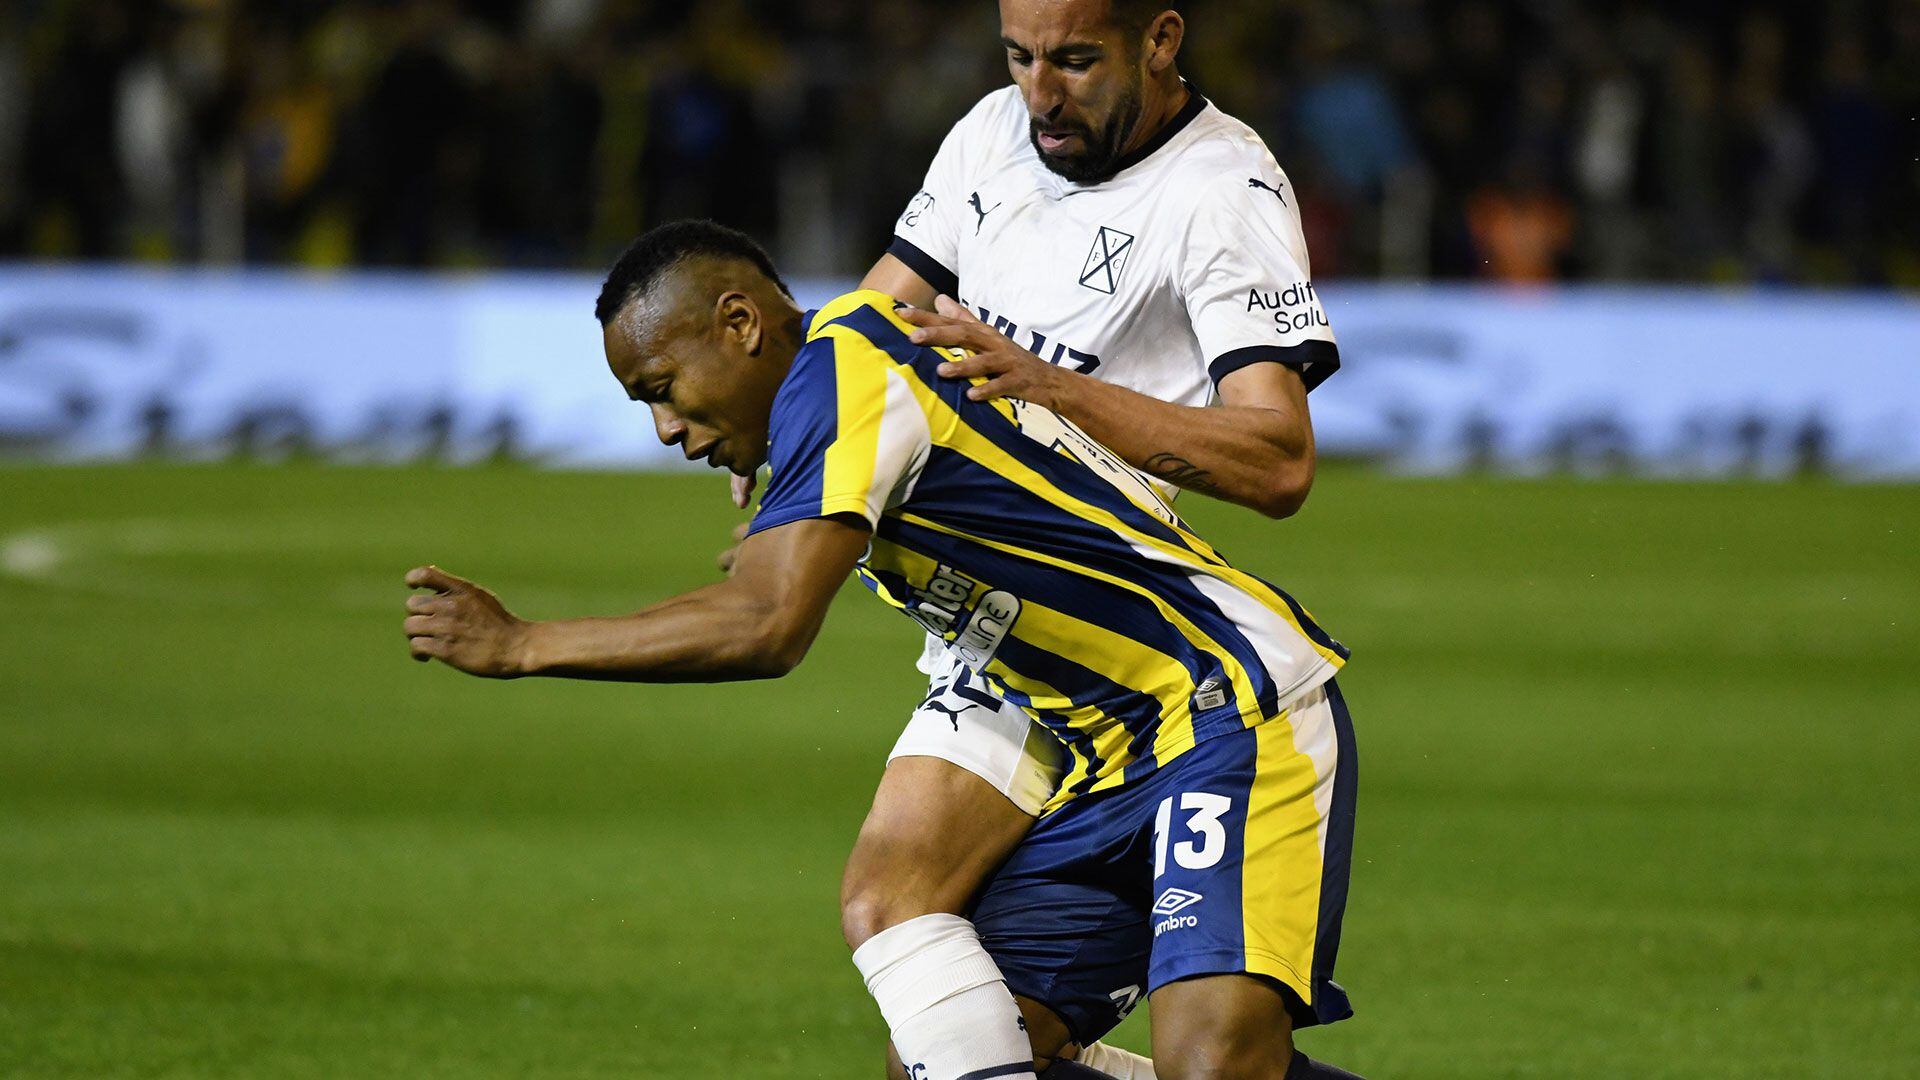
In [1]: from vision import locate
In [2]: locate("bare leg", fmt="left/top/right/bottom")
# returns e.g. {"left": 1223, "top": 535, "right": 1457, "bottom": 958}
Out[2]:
{"left": 841, "top": 755, "right": 1038, "bottom": 950}
{"left": 848, "top": 755, "right": 1046, "bottom": 1079}
{"left": 1149, "top": 974, "right": 1295, "bottom": 1080}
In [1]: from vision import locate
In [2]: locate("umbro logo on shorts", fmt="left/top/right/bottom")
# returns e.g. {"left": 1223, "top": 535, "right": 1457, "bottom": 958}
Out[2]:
{"left": 1153, "top": 887, "right": 1203, "bottom": 937}
{"left": 1153, "top": 887, "right": 1204, "bottom": 916}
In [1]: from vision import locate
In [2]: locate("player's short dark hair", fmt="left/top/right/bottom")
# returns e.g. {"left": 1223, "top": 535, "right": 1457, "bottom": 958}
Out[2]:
{"left": 1112, "top": 0, "right": 1176, "bottom": 37}
{"left": 594, "top": 220, "right": 791, "bottom": 327}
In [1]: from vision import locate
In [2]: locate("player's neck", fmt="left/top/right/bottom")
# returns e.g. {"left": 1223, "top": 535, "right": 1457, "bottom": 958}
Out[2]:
{"left": 770, "top": 306, "right": 807, "bottom": 375}
{"left": 1118, "top": 74, "right": 1191, "bottom": 161}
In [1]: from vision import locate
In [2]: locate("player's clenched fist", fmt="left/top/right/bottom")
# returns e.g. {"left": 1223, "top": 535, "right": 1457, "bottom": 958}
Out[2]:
{"left": 403, "top": 565, "right": 528, "bottom": 678}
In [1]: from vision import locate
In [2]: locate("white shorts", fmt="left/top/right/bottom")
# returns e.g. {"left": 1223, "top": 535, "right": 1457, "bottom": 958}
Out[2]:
{"left": 888, "top": 645, "right": 1068, "bottom": 817}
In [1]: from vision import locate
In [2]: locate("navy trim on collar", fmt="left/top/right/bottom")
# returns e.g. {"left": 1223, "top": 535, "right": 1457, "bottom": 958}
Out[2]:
{"left": 1104, "top": 84, "right": 1208, "bottom": 179}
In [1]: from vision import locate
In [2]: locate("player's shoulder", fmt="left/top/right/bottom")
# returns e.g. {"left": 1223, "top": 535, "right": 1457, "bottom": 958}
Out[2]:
{"left": 808, "top": 289, "right": 919, "bottom": 347}
{"left": 1158, "top": 98, "right": 1293, "bottom": 203}
{"left": 776, "top": 292, "right": 909, "bottom": 419}
{"left": 940, "top": 86, "right": 1028, "bottom": 159}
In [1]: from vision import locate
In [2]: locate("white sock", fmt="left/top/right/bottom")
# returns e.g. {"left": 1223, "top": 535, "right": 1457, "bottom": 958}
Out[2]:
{"left": 852, "top": 913, "right": 1038, "bottom": 1080}
{"left": 1076, "top": 1041, "right": 1158, "bottom": 1079}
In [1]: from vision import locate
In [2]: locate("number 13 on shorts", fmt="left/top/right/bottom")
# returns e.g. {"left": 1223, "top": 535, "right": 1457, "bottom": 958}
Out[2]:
{"left": 1154, "top": 792, "right": 1234, "bottom": 876}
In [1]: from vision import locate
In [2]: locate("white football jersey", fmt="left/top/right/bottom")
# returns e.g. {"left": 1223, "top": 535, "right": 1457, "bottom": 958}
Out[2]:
{"left": 888, "top": 84, "right": 1340, "bottom": 412}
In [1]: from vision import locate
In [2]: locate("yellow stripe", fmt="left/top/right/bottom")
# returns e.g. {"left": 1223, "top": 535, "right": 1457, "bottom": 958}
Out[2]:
{"left": 818, "top": 294, "right": 1341, "bottom": 699}
{"left": 1238, "top": 702, "right": 1330, "bottom": 1008}
{"left": 1015, "top": 604, "right": 1177, "bottom": 789}
{"left": 875, "top": 542, "right": 1167, "bottom": 785}
{"left": 891, "top": 513, "right": 1263, "bottom": 766}
{"left": 808, "top": 289, "right": 903, "bottom": 338}
{"left": 817, "top": 335, "right": 892, "bottom": 518}
{"left": 907, "top": 384, "right": 1346, "bottom": 669}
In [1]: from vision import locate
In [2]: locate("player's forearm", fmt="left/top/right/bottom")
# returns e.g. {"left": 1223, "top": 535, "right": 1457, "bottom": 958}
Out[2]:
{"left": 517, "top": 582, "right": 809, "bottom": 682}
{"left": 1051, "top": 374, "right": 1315, "bottom": 518}
{"left": 859, "top": 253, "right": 940, "bottom": 310}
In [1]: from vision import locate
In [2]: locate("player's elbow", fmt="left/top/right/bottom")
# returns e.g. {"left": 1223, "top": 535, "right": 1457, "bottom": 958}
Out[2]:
{"left": 743, "top": 618, "right": 818, "bottom": 678}
{"left": 1249, "top": 458, "right": 1314, "bottom": 520}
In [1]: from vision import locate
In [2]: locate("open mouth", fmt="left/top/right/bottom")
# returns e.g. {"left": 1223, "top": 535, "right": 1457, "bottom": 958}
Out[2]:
{"left": 1035, "top": 128, "right": 1082, "bottom": 153}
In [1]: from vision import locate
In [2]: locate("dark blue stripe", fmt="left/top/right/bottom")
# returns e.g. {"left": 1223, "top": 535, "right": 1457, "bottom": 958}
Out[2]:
{"left": 825, "top": 304, "right": 1213, "bottom": 561}
{"left": 983, "top": 634, "right": 1159, "bottom": 760}
{"left": 979, "top": 649, "right": 1107, "bottom": 798}
{"left": 825, "top": 302, "right": 969, "bottom": 405}
{"left": 881, "top": 512, "right": 1208, "bottom": 679}
{"left": 747, "top": 337, "right": 838, "bottom": 538}
{"left": 885, "top": 236, "right": 959, "bottom": 298}
{"left": 828, "top": 297, "right": 1344, "bottom": 694}
{"left": 897, "top": 449, "right": 1284, "bottom": 719}
{"left": 1306, "top": 678, "right": 1358, "bottom": 1027}
{"left": 878, "top": 513, "right": 1243, "bottom": 736}
{"left": 1260, "top": 575, "right": 1350, "bottom": 662}
{"left": 1208, "top": 340, "right": 1341, "bottom": 393}
{"left": 856, "top": 564, "right": 917, "bottom": 607}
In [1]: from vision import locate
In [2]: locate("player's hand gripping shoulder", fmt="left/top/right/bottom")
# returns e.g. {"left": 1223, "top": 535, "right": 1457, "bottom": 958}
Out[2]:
{"left": 900, "top": 295, "right": 1071, "bottom": 411}
{"left": 899, "top": 297, "right": 1317, "bottom": 518}
{"left": 403, "top": 565, "right": 530, "bottom": 678}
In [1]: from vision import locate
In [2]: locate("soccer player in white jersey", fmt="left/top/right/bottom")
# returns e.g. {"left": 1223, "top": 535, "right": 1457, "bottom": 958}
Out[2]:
{"left": 792, "top": 2, "right": 1354, "bottom": 1078}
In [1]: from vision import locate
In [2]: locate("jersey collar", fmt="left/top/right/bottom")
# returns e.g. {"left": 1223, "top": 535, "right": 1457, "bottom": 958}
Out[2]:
{"left": 1100, "top": 82, "right": 1209, "bottom": 181}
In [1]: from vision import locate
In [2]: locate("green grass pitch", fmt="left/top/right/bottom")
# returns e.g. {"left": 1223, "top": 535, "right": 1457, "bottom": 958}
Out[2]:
{"left": 2, "top": 463, "right": 1916, "bottom": 1078}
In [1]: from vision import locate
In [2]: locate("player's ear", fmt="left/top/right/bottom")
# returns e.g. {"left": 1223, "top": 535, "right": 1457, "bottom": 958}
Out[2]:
{"left": 717, "top": 291, "right": 763, "bottom": 356}
{"left": 1145, "top": 11, "right": 1182, "bottom": 72}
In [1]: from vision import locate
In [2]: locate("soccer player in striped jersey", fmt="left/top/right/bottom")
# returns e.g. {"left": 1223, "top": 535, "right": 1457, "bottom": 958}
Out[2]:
{"left": 806, "top": 2, "right": 1349, "bottom": 1077}
{"left": 404, "top": 221, "right": 1361, "bottom": 1079}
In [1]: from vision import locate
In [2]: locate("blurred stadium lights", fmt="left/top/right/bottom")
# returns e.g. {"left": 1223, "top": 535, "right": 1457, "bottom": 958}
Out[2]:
{"left": 1, "top": 1, "right": 1916, "bottom": 477}
{"left": 1, "top": 1, "right": 1916, "bottom": 283}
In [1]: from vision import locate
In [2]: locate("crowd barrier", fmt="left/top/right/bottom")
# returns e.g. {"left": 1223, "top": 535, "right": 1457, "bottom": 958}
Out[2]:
{"left": 2, "top": 267, "right": 1915, "bottom": 478}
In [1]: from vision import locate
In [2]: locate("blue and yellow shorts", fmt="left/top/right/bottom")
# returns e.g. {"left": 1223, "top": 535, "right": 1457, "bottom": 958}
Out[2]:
{"left": 972, "top": 680, "right": 1358, "bottom": 1045}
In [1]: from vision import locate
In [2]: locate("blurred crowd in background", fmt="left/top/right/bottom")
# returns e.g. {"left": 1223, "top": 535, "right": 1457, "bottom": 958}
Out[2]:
{"left": 1, "top": 0, "right": 1915, "bottom": 285}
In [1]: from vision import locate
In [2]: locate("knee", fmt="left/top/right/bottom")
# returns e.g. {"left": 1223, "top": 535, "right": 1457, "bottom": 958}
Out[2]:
{"left": 840, "top": 880, "right": 935, "bottom": 952}
{"left": 840, "top": 835, "right": 980, "bottom": 951}
{"left": 1155, "top": 1028, "right": 1292, "bottom": 1080}
{"left": 1158, "top": 1050, "right": 1292, "bottom": 1080}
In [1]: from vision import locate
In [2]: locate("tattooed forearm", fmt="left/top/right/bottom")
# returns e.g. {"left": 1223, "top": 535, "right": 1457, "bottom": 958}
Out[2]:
{"left": 1142, "top": 452, "right": 1218, "bottom": 494}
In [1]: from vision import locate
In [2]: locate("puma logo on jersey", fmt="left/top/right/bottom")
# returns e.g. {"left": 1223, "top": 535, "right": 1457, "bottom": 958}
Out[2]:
{"left": 969, "top": 191, "right": 1001, "bottom": 234}
{"left": 1247, "top": 177, "right": 1288, "bottom": 205}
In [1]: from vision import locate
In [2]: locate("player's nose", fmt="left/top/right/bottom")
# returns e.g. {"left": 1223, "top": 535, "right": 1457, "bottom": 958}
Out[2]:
{"left": 1024, "top": 65, "right": 1066, "bottom": 118}
{"left": 650, "top": 403, "right": 685, "bottom": 446}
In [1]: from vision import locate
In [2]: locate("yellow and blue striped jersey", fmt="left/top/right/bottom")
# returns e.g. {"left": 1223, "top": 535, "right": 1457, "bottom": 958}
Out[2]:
{"left": 746, "top": 290, "right": 1347, "bottom": 807}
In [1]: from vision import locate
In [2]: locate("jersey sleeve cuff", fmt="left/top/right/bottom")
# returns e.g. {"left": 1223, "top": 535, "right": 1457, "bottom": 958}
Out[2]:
{"left": 886, "top": 236, "right": 960, "bottom": 299}
{"left": 744, "top": 495, "right": 880, "bottom": 539}
{"left": 1208, "top": 340, "right": 1341, "bottom": 393}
